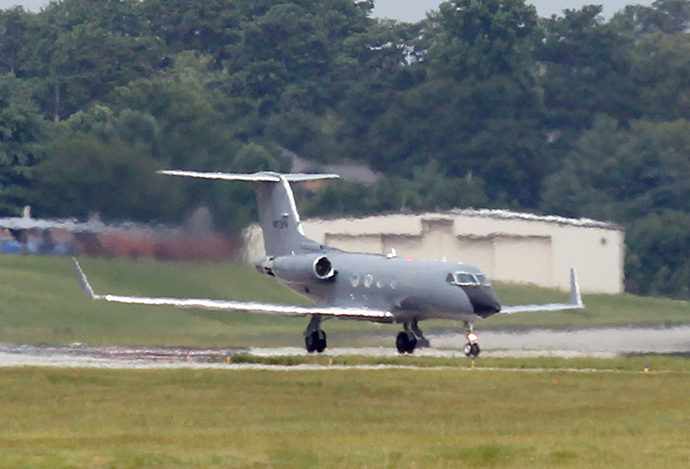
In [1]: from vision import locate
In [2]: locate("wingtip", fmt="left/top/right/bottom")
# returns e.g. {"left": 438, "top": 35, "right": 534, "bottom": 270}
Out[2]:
{"left": 72, "top": 257, "right": 98, "bottom": 300}
{"left": 569, "top": 268, "right": 584, "bottom": 307}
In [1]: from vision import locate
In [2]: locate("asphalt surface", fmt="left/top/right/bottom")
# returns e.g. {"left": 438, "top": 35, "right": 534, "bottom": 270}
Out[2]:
{"left": 432, "top": 325, "right": 690, "bottom": 357}
{"left": 1, "top": 326, "right": 689, "bottom": 369}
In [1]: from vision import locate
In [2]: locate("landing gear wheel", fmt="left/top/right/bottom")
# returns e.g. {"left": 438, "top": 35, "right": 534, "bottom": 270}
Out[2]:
{"left": 305, "top": 334, "right": 316, "bottom": 353}
{"left": 396, "top": 331, "right": 417, "bottom": 354}
{"left": 305, "top": 330, "right": 327, "bottom": 353}
{"left": 315, "top": 330, "right": 327, "bottom": 353}
{"left": 464, "top": 342, "right": 480, "bottom": 359}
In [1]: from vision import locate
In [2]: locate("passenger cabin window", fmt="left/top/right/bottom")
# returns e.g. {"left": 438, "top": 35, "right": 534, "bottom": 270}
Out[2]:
{"left": 363, "top": 274, "right": 373, "bottom": 288}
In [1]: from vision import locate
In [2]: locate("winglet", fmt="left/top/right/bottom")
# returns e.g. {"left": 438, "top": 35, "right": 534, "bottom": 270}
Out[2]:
{"left": 499, "top": 268, "right": 585, "bottom": 315}
{"left": 72, "top": 257, "right": 101, "bottom": 300}
{"left": 569, "top": 268, "right": 583, "bottom": 307}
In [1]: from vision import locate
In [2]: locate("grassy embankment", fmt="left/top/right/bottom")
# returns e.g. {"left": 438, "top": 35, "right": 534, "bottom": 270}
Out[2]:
{"left": 1, "top": 358, "right": 690, "bottom": 468}
{"left": 2, "top": 256, "right": 690, "bottom": 468}
{"left": 1, "top": 255, "right": 689, "bottom": 347}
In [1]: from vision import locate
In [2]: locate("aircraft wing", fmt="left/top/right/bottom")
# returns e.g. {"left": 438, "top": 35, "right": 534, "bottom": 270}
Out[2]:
{"left": 73, "top": 258, "right": 392, "bottom": 320}
{"left": 500, "top": 269, "right": 585, "bottom": 315}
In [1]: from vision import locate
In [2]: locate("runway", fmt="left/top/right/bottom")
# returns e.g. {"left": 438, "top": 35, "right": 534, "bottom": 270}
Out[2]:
{"left": 431, "top": 324, "right": 690, "bottom": 357}
{"left": 0, "top": 326, "right": 689, "bottom": 369}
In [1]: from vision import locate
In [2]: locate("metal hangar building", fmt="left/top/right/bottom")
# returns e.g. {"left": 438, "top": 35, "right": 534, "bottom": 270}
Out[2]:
{"left": 244, "top": 208, "right": 624, "bottom": 294}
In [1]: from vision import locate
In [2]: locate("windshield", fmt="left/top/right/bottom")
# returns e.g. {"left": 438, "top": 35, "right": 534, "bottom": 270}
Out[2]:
{"left": 446, "top": 272, "right": 489, "bottom": 286}
{"left": 446, "top": 271, "right": 492, "bottom": 287}
{"left": 475, "top": 273, "right": 491, "bottom": 286}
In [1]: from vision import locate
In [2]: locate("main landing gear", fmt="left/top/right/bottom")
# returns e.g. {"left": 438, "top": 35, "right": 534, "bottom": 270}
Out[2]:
{"left": 303, "top": 315, "right": 480, "bottom": 358}
{"left": 396, "top": 331, "right": 416, "bottom": 354}
{"left": 396, "top": 320, "right": 430, "bottom": 354}
{"left": 305, "top": 329, "right": 327, "bottom": 353}
{"left": 304, "top": 315, "right": 327, "bottom": 353}
{"left": 463, "top": 322, "right": 480, "bottom": 359}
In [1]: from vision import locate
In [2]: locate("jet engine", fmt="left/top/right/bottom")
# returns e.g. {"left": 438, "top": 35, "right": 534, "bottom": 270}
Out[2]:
{"left": 256, "top": 254, "right": 335, "bottom": 283}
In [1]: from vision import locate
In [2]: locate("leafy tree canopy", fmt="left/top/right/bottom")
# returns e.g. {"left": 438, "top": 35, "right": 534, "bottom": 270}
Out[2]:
{"left": 1, "top": 0, "right": 690, "bottom": 297}
{"left": 0, "top": 73, "right": 47, "bottom": 215}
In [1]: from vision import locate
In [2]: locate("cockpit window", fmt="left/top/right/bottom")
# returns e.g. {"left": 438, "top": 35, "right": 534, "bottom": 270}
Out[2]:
{"left": 476, "top": 273, "right": 492, "bottom": 286}
{"left": 447, "top": 271, "right": 480, "bottom": 286}
{"left": 457, "top": 273, "right": 477, "bottom": 285}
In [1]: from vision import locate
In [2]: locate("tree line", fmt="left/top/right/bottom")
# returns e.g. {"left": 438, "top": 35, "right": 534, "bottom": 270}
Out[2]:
{"left": 1, "top": 0, "right": 690, "bottom": 298}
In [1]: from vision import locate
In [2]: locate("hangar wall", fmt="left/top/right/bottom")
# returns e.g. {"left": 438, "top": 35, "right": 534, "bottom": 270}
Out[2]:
{"left": 244, "top": 209, "right": 625, "bottom": 294}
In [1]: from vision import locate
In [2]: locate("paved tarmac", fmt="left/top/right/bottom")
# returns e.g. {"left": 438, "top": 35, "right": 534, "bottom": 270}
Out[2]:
{"left": 431, "top": 325, "right": 690, "bottom": 357}
{"left": 0, "top": 326, "right": 688, "bottom": 369}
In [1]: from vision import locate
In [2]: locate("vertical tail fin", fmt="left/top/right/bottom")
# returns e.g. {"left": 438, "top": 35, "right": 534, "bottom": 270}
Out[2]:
{"left": 158, "top": 170, "right": 339, "bottom": 257}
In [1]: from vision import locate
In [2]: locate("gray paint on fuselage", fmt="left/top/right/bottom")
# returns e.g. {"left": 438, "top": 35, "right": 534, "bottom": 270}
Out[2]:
{"left": 274, "top": 250, "right": 492, "bottom": 324}
{"left": 74, "top": 170, "right": 583, "bottom": 359}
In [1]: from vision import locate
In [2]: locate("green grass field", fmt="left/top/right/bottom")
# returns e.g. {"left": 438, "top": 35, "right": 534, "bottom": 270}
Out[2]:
{"left": 2, "top": 256, "right": 690, "bottom": 468}
{"left": 0, "top": 255, "right": 689, "bottom": 349}
{"left": 1, "top": 357, "right": 690, "bottom": 469}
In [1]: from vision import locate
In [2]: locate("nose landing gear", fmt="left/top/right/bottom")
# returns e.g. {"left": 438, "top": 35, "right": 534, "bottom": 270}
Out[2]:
{"left": 463, "top": 323, "right": 480, "bottom": 359}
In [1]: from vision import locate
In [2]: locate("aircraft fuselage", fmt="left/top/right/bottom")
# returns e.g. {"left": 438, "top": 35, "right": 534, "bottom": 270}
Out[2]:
{"left": 255, "top": 250, "right": 501, "bottom": 325}
{"left": 73, "top": 170, "right": 583, "bottom": 358}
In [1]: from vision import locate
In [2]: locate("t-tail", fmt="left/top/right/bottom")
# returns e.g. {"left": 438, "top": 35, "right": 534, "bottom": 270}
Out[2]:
{"left": 158, "top": 170, "right": 339, "bottom": 257}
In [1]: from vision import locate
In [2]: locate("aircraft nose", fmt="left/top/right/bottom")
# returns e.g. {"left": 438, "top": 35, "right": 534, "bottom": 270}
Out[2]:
{"left": 466, "top": 286, "right": 501, "bottom": 318}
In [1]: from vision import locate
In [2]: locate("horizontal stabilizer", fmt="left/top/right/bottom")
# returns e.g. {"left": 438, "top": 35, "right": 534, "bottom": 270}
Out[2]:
{"left": 500, "top": 269, "right": 584, "bottom": 315}
{"left": 158, "top": 170, "right": 340, "bottom": 183}
{"left": 159, "top": 169, "right": 339, "bottom": 257}
{"left": 73, "top": 258, "right": 392, "bottom": 320}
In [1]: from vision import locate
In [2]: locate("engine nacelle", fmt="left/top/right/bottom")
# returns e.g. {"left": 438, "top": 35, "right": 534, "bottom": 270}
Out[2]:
{"left": 312, "top": 255, "right": 335, "bottom": 279}
{"left": 256, "top": 254, "right": 335, "bottom": 283}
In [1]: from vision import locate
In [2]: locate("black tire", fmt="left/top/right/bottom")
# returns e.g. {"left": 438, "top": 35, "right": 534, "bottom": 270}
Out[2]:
{"left": 315, "top": 330, "right": 327, "bottom": 353}
{"left": 305, "top": 330, "right": 327, "bottom": 353}
{"left": 396, "top": 332, "right": 408, "bottom": 354}
{"left": 406, "top": 333, "right": 417, "bottom": 353}
{"left": 305, "top": 333, "right": 316, "bottom": 353}
{"left": 464, "top": 342, "right": 480, "bottom": 359}
{"left": 396, "top": 331, "right": 417, "bottom": 354}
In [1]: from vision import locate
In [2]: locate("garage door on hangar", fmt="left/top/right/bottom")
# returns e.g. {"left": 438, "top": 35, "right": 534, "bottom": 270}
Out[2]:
{"left": 493, "top": 235, "right": 552, "bottom": 286}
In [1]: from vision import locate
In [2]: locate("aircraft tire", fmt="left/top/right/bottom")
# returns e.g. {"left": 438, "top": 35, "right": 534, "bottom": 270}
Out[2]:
{"left": 464, "top": 342, "right": 480, "bottom": 359}
{"left": 395, "top": 333, "right": 405, "bottom": 353}
{"left": 407, "top": 333, "right": 417, "bottom": 353}
{"left": 306, "top": 330, "right": 327, "bottom": 353}
{"left": 305, "top": 334, "right": 317, "bottom": 353}
{"left": 396, "top": 331, "right": 417, "bottom": 354}
{"left": 315, "top": 330, "right": 327, "bottom": 353}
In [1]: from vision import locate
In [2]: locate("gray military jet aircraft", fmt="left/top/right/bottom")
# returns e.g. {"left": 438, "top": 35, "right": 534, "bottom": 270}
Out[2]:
{"left": 74, "top": 170, "right": 584, "bottom": 358}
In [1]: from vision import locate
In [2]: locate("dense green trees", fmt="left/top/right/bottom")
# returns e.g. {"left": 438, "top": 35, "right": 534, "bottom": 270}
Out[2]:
{"left": 0, "top": 73, "right": 47, "bottom": 215}
{"left": 2, "top": 0, "right": 690, "bottom": 297}
{"left": 360, "top": 0, "right": 548, "bottom": 207}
